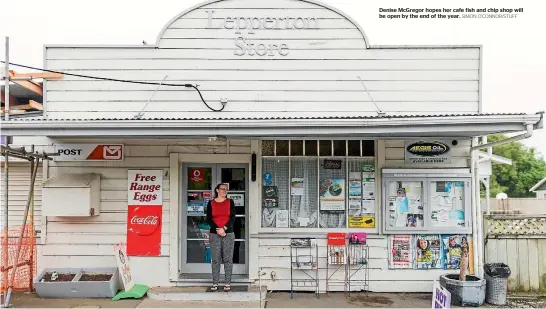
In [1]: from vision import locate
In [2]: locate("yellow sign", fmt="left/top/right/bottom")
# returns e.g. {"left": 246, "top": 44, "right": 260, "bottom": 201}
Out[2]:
{"left": 349, "top": 216, "right": 375, "bottom": 228}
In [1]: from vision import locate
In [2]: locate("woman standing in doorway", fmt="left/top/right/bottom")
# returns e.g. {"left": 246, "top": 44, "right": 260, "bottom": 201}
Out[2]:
{"left": 206, "top": 183, "right": 236, "bottom": 291}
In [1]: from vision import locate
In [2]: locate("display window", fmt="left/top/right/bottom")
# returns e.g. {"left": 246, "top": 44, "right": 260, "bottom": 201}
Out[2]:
{"left": 261, "top": 140, "right": 376, "bottom": 230}
{"left": 382, "top": 169, "right": 472, "bottom": 234}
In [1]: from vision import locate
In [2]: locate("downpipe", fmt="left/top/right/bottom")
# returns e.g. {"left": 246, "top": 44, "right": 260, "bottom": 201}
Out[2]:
{"left": 470, "top": 123, "right": 534, "bottom": 279}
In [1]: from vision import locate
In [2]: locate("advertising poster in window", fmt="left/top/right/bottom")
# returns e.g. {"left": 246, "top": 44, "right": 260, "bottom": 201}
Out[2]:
{"left": 442, "top": 234, "right": 470, "bottom": 270}
{"left": 319, "top": 179, "right": 345, "bottom": 211}
{"left": 291, "top": 178, "right": 304, "bottom": 196}
{"left": 389, "top": 235, "right": 413, "bottom": 269}
{"left": 348, "top": 216, "right": 375, "bottom": 228}
{"left": 349, "top": 172, "right": 362, "bottom": 198}
{"left": 227, "top": 193, "right": 244, "bottom": 207}
{"left": 430, "top": 181, "right": 465, "bottom": 227}
{"left": 415, "top": 235, "right": 443, "bottom": 269}
{"left": 262, "top": 186, "right": 279, "bottom": 208}
{"left": 388, "top": 181, "right": 424, "bottom": 228}
{"left": 275, "top": 209, "right": 289, "bottom": 227}
{"left": 187, "top": 192, "right": 205, "bottom": 215}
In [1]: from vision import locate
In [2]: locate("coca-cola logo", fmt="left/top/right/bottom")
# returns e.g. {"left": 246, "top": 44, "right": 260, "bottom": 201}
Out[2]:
{"left": 130, "top": 215, "right": 159, "bottom": 225}
{"left": 127, "top": 206, "right": 161, "bottom": 236}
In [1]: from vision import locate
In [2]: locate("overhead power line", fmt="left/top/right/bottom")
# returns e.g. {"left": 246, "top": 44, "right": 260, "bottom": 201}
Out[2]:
{"left": 0, "top": 61, "right": 226, "bottom": 112}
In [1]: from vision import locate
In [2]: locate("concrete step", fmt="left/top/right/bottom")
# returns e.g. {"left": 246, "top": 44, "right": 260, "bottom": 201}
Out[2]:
{"left": 147, "top": 286, "right": 266, "bottom": 303}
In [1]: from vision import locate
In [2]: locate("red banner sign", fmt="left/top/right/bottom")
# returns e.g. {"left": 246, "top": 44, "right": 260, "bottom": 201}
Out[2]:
{"left": 126, "top": 205, "right": 162, "bottom": 256}
{"left": 126, "top": 170, "right": 163, "bottom": 256}
{"left": 327, "top": 232, "right": 346, "bottom": 246}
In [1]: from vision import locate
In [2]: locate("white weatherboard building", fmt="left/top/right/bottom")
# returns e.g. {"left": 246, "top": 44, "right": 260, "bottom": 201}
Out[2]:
{"left": 1, "top": 0, "right": 544, "bottom": 293}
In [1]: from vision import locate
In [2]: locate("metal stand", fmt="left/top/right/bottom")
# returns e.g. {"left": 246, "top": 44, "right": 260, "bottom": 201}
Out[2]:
{"left": 290, "top": 238, "right": 319, "bottom": 299}
{"left": 346, "top": 243, "right": 369, "bottom": 296}
{"left": 326, "top": 244, "right": 347, "bottom": 295}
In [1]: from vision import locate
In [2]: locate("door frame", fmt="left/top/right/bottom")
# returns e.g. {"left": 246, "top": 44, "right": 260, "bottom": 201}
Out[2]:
{"left": 179, "top": 163, "right": 249, "bottom": 275}
{"left": 169, "top": 153, "right": 253, "bottom": 281}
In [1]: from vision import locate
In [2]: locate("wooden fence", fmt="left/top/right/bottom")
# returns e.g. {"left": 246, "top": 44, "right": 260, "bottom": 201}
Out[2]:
{"left": 484, "top": 215, "right": 546, "bottom": 294}
{"left": 481, "top": 198, "right": 546, "bottom": 215}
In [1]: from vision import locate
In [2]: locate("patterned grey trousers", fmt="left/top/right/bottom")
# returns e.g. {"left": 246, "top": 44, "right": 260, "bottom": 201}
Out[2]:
{"left": 209, "top": 232, "right": 235, "bottom": 285}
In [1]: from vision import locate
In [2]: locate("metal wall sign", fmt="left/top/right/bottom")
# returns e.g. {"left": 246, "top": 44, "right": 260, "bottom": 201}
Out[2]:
{"left": 54, "top": 144, "right": 124, "bottom": 161}
{"left": 404, "top": 140, "right": 451, "bottom": 164}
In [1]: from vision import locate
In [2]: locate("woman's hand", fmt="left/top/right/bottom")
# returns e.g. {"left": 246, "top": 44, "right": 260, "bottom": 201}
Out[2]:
{"left": 216, "top": 228, "right": 226, "bottom": 237}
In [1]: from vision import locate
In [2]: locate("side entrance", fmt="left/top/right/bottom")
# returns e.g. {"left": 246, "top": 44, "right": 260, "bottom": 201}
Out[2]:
{"left": 179, "top": 163, "right": 249, "bottom": 279}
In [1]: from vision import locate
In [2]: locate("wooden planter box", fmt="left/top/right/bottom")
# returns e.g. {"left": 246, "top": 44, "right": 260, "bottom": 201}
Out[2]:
{"left": 34, "top": 267, "right": 120, "bottom": 298}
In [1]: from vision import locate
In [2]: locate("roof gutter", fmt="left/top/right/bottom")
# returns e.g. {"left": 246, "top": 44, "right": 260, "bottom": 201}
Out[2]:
{"left": 469, "top": 123, "right": 534, "bottom": 151}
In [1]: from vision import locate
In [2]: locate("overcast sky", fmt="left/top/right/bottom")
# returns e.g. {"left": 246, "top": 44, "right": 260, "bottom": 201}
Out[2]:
{"left": 1, "top": 0, "right": 545, "bottom": 158}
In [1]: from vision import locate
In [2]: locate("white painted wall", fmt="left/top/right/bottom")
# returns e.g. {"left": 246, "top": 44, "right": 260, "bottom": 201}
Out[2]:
{"left": 44, "top": 0, "right": 480, "bottom": 119}
{"left": 39, "top": 138, "right": 251, "bottom": 287}
{"left": 254, "top": 139, "right": 471, "bottom": 292}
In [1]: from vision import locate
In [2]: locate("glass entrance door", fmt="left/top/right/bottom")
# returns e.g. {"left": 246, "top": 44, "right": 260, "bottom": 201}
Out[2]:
{"left": 181, "top": 163, "right": 248, "bottom": 275}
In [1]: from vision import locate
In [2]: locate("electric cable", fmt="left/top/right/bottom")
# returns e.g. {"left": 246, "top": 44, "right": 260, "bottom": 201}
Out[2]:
{"left": 1, "top": 60, "right": 226, "bottom": 112}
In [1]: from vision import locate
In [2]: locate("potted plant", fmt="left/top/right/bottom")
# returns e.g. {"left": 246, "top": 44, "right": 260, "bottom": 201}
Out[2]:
{"left": 440, "top": 238, "right": 486, "bottom": 307}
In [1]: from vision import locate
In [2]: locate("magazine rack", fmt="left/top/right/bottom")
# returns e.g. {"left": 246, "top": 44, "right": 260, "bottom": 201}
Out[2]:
{"left": 290, "top": 238, "right": 319, "bottom": 299}
{"left": 326, "top": 243, "right": 347, "bottom": 295}
{"left": 346, "top": 243, "right": 369, "bottom": 295}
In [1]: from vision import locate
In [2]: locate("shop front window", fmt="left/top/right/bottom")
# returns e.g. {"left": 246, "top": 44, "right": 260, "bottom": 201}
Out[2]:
{"left": 261, "top": 140, "right": 376, "bottom": 230}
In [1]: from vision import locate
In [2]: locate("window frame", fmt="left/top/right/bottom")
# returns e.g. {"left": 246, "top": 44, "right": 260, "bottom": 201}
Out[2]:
{"left": 259, "top": 139, "right": 378, "bottom": 233}
{"left": 381, "top": 171, "right": 472, "bottom": 235}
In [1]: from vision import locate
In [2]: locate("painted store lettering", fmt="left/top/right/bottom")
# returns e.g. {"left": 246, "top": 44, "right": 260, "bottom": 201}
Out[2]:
{"left": 206, "top": 10, "right": 317, "bottom": 57}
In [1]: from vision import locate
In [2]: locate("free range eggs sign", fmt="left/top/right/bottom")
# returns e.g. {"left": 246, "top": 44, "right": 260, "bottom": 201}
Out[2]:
{"left": 404, "top": 140, "right": 451, "bottom": 164}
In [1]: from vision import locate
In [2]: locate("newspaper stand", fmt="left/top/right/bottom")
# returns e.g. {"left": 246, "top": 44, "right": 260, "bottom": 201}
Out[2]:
{"left": 346, "top": 242, "right": 369, "bottom": 296}
{"left": 289, "top": 238, "right": 319, "bottom": 299}
{"left": 326, "top": 233, "right": 347, "bottom": 295}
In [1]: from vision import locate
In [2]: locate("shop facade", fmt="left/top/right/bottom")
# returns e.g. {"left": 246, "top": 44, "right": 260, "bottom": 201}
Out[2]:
{"left": 2, "top": 0, "right": 543, "bottom": 292}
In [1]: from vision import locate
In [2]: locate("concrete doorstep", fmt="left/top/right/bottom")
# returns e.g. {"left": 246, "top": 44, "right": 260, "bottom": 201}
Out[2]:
{"left": 147, "top": 286, "right": 266, "bottom": 302}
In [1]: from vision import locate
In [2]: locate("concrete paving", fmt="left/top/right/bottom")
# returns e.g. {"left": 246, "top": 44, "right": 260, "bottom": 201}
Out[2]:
{"left": 5, "top": 290, "right": 546, "bottom": 308}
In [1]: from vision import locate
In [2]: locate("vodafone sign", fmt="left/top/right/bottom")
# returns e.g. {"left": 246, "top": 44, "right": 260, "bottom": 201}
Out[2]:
{"left": 54, "top": 144, "right": 124, "bottom": 161}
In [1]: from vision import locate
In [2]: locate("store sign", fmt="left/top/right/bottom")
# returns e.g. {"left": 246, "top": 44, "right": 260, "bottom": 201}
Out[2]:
{"left": 114, "top": 243, "right": 135, "bottom": 291}
{"left": 190, "top": 168, "right": 204, "bottom": 182}
{"left": 432, "top": 281, "right": 451, "bottom": 308}
{"left": 405, "top": 141, "right": 451, "bottom": 164}
{"left": 205, "top": 10, "right": 317, "bottom": 57}
{"left": 126, "top": 206, "right": 162, "bottom": 256}
{"left": 324, "top": 159, "right": 342, "bottom": 169}
{"left": 127, "top": 170, "right": 163, "bottom": 205}
{"left": 127, "top": 170, "right": 163, "bottom": 256}
{"left": 54, "top": 144, "right": 124, "bottom": 161}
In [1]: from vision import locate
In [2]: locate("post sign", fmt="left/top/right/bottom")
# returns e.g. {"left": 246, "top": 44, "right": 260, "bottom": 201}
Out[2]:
{"left": 114, "top": 243, "right": 135, "bottom": 291}
{"left": 405, "top": 141, "right": 451, "bottom": 164}
{"left": 54, "top": 144, "right": 124, "bottom": 161}
{"left": 126, "top": 170, "right": 163, "bottom": 256}
{"left": 432, "top": 281, "right": 451, "bottom": 308}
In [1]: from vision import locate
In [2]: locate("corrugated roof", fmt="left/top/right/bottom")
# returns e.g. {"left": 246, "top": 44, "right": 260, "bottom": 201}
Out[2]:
{"left": 1, "top": 112, "right": 531, "bottom": 122}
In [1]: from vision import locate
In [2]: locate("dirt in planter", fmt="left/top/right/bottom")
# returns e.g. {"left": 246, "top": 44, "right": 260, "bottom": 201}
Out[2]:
{"left": 79, "top": 273, "right": 113, "bottom": 281}
{"left": 42, "top": 272, "right": 76, "bottom": 282}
